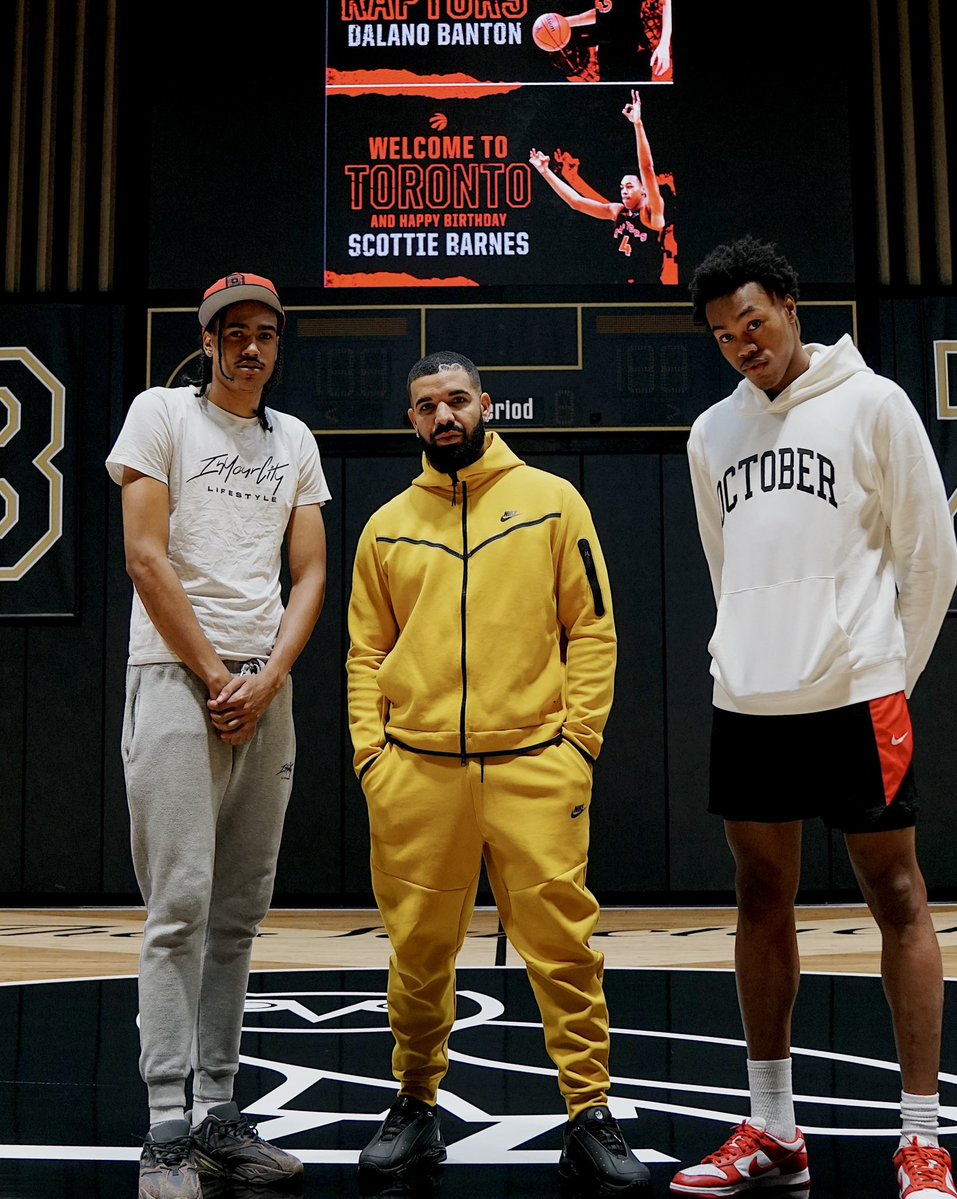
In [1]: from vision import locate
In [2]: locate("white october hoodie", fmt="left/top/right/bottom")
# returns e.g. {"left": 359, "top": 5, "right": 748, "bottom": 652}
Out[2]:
{"left": 687, "top": 334, "right": 957, "bottom": 715}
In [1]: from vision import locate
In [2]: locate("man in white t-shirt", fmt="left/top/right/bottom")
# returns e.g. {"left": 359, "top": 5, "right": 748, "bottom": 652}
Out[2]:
{"left": 106, "top": 273, "right": 329, "bottom": 1199}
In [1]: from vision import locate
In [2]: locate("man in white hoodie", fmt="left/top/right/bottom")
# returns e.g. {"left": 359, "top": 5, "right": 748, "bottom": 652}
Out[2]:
{"left": 671, "top": 236, "right": 957, "bottom": 1199}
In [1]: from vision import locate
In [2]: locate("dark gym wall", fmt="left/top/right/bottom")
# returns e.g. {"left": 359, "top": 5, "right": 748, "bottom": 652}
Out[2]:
{"left": 1, "top": 0, "right": 956, "bottom": 904}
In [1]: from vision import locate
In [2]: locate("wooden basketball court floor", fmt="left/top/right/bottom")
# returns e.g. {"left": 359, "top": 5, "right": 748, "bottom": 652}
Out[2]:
{"left": 2, "top": 903, "right": 957, "bottom": 1197}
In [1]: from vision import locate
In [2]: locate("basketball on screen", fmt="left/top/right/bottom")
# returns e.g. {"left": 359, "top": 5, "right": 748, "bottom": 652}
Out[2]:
{"left": 532, "top": 12, "right": 571, "bottom": 51}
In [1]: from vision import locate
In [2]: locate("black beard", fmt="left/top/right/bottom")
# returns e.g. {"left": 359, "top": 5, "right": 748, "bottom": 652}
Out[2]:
{"left": 422, "top": 418, "right": 487, "bottom": 473}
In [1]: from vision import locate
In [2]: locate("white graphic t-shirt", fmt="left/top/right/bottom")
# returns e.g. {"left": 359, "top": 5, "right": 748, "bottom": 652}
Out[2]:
{"left": 106, "top": 386, "right": 331, "bottom": 664}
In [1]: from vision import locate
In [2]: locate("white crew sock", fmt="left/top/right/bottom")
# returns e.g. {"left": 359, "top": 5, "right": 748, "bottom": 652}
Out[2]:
{"left": 748, "top": 1057, "right": 797, "bottom": 1142}
{"left": 899, "top": 1091, "right": 940, "bottom": 1149}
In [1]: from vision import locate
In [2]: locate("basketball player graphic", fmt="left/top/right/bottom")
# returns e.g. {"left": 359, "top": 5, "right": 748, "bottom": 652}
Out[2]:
{"left": 529, "top": 90, "right": 674, "bottom": 285}
{"left": 532, "top": 0, "right": 672, "bottom": 83}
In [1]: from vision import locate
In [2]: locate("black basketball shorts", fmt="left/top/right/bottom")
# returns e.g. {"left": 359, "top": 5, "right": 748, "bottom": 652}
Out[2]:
{"left": 708, "top": 692, "right": 919, "bottom": 832}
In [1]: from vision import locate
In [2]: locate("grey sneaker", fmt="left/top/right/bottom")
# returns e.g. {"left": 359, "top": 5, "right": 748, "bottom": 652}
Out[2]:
{"left": 191, "top": 1102, "right": 303, "bottom": 1187}
{"left": 139, "top": 1119, "right": 204, "bottom": 1199}
{"left": 358, "top": 1095, "right": 447, "bottom": 1189}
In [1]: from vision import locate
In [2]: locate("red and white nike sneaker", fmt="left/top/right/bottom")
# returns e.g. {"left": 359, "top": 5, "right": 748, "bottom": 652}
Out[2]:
{"left": 670, "top": 1118, "right": 809, "bottom": 1195}
{"left": 894, "top": 1137, "right": 957, "bottom": 1198}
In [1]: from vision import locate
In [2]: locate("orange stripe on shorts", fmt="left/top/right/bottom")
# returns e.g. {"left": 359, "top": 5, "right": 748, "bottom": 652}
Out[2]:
{"left": 868, "top": 691, "right": 914, "bottom": 805}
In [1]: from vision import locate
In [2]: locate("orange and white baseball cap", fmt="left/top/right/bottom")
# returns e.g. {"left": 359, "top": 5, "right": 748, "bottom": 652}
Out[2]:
{"left": 198, "top": 272, "right": 285, "bottom": 329}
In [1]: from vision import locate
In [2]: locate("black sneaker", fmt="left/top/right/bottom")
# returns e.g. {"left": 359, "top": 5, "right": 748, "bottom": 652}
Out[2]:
{"left": 559, "top": 1106, "right": 650, "bottom": 1195}
{"left": 191, "top": 1102, "right": 303, "bottom": 1188}
{"left": 358, "top": 1095, "right": 447, "bottom": 1189}
{"left": 139, "top": 1119, "right": 205, "bottom": 1199}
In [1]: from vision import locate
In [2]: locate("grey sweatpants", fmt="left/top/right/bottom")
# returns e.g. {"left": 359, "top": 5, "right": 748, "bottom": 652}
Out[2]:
{"left": 122, "top": 662, "right": 295, "bottom": 1115}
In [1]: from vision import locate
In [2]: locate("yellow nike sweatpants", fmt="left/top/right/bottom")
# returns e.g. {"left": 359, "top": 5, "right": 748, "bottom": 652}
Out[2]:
{"left": 361, "top": 737, "right": 610, "bottom": 1119}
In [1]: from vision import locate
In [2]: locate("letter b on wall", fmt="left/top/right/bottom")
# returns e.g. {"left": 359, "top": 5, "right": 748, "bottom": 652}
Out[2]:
{"left": 0, "top": 314, "right": 77, "bottom": 618}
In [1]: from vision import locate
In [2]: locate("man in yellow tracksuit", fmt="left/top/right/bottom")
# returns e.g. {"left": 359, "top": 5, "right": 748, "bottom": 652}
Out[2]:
{"left": 346, "top": 350, "right": 648, "bottom": 1196}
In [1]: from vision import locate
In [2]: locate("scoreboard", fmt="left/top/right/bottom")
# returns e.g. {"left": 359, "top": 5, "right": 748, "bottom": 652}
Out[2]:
{"left": 146, "top": 300, "right": 856, "bottom": 432}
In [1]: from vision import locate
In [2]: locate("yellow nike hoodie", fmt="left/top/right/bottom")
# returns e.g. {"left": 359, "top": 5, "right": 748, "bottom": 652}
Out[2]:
{"left": 346, "top": 432, "right": 616, "bottom": 777}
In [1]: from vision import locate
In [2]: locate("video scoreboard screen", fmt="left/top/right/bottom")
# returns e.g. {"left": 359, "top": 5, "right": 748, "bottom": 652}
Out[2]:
{"left": 327, "top": 0, "right": 679, "bottom": 288}
{"left": 320, "top": 0, "right": 855, "bottom": 291}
